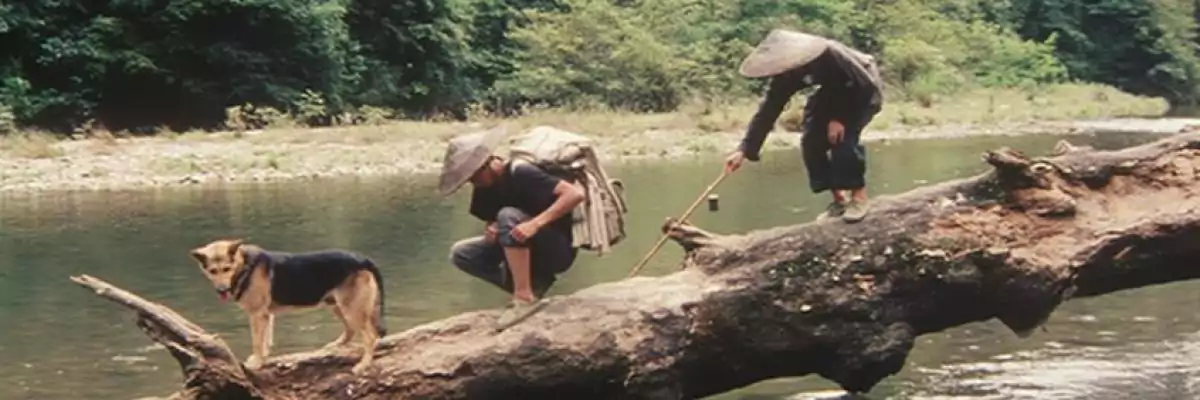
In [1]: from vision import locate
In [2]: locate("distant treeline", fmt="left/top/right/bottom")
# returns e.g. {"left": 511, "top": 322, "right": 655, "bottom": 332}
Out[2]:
{"left": 0, "top": 0, "right": 1197, "bottom": 133}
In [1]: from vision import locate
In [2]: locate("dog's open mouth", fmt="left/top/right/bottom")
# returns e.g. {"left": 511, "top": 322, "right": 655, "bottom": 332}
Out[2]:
{"left": 216, "top": 289, "right": 232, "bottom": 302}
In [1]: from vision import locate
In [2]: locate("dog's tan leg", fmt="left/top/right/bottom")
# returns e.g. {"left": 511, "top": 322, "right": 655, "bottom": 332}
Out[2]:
{"left": 358, "top": 309, "right": 379, "bottom": 373}
{"left": 338, "top": 304, "right": 371, "bottom": 374}
{"left": 331, "top": 271, "right": 380, "bottom": 374}
{"left": 263, "top": 313, "right": 275, "bottom": 357}
{"left": 348, "top": 272, "right": 380, "bottom": 374}
{"left": 245, "top": 313, "right": 268, "bottom": 369}
{"left": 322, "top": 304, "right": 355, "bottom": 350}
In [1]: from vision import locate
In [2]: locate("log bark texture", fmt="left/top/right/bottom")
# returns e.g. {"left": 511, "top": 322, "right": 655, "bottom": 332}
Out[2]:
{"left": 75, "top": 132, "right": 1200, "bottom": 399}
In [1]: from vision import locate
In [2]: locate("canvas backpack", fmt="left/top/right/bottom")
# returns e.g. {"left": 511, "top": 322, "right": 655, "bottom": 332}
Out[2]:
{"left": 507, "top": 126, "right": 629, "bottom": 256}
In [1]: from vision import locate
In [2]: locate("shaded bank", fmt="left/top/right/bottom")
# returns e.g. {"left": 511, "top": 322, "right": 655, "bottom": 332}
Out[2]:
{"left": 73, "top": 132, "right": 1200, "bottom": 398}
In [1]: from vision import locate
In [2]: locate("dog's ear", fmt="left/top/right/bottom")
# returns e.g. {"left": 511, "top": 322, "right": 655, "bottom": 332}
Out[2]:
{"left": 227, "top": 239, "right": 244, "bottom": 258}
{"left": 190, "top": 249, "right": 206, "bottom": 264}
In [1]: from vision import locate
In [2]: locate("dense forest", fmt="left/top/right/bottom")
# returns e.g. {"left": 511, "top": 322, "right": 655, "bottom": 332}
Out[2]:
{"left": 0, "top": 0, "right": 1197, "bottom": 134}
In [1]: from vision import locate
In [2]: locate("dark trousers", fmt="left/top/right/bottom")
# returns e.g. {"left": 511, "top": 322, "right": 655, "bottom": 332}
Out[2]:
{"left": 449, "top": 207, "right": 578, "bottom": 298}
{"left": 800, "top": 107, "right": 879, "bottom": 194}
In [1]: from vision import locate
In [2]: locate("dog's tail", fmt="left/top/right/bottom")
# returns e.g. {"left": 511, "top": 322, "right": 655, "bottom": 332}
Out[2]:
{"left": 360, "top": 258, "right": 387, "bottom": 337}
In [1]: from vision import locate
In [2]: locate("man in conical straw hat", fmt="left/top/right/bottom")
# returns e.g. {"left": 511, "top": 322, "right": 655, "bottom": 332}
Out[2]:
{"left": 724, "top": 29, "right": 884, "bottom": 223}
{"left": 438, "top": 125, "right": 587, "bottom": 332}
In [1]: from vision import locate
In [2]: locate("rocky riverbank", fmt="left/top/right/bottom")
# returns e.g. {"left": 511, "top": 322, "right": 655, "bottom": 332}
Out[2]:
{"left": 1, "top": 117, "right": 1196, "bottom": 195}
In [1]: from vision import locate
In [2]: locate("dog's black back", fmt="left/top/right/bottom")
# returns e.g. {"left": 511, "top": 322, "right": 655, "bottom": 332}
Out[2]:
{"left": 250, "top": 249, "right": 369, "bottom": 305}
{"left": 245, "top": 248, "right": 388, "bottom": 336}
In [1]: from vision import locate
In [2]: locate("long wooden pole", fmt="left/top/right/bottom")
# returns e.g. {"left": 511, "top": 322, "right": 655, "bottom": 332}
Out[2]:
{"left": 627, "top": 169, "right": 731, "bottom": 277}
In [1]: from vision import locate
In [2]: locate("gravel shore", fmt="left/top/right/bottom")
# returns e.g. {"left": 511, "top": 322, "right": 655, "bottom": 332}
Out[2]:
{"left": 1, "top": 118, "right": 1196, "bottom": 194}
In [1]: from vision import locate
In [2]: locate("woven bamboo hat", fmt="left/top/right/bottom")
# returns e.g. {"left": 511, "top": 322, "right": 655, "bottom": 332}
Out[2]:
{"left": 738, "top": 29, "right": 831, "bottom": 78}
{"left": 437, "top": 125, "right": 507, "bottom": 196}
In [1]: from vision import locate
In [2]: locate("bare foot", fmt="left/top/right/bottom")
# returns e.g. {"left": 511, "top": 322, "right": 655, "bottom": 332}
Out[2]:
{"left": 351, "top": 360, "right": 373, "bottom": 374}
{"left": 244, "top": 354, "right": 264, "bottom": 369}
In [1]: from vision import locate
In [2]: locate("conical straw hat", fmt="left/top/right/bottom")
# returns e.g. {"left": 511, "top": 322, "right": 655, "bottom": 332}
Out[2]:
{"left": 738, "top": 29, "right": 830, "bottom": 78}
{"left": 437, "top": 125, "right": 508, "bottom": 196}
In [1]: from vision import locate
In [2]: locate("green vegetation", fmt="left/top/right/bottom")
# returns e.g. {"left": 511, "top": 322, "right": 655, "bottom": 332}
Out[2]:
{"left": 0, "top": 0, "right": 1195, "bottom": 135}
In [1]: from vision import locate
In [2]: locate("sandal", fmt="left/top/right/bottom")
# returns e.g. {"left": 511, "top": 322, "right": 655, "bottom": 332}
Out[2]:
{"left": 494, "top": 297, "right": 547, "bottom": 332}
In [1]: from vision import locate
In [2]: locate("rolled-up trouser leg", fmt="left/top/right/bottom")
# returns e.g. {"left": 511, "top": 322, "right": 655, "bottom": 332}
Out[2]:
{"left": 491, "top": 207, "right": 579, "bottom": 297}
{"left": 449, "top": 236, "right": 510, "bottom": 293}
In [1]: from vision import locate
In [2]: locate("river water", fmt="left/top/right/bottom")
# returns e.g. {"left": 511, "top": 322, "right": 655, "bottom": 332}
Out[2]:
{"left": 0, "top": 131, "right": 1190, "bottom": 400}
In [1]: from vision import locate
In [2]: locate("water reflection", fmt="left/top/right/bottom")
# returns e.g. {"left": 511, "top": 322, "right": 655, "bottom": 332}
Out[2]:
{"left": 0, "top": 131, "right": 1180, "bottom": 399}
{"left": 903, "top": 329, "right": 1200, "bottom": 400}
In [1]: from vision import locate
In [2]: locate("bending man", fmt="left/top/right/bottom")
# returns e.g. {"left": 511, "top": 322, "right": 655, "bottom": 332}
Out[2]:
{"left": 724, "top": 29, "right": 884, "bottom": 223}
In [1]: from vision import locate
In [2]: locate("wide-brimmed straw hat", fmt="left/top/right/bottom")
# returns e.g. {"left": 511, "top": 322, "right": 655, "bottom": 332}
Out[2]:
{"left": 738, "top": 29, "right": 831, "bottom": 78}
{"left": 438, "top": 125, "right": 508, "bottom": 196}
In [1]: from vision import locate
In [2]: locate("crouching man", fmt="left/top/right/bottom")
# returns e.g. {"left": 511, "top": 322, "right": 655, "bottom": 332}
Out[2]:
{"left": 438, "top": 126, "right": 586, "bottom": 331}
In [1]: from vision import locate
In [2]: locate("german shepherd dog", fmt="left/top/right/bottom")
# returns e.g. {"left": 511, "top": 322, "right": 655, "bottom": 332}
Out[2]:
{"left": 189, "top": 238, "right": 387, "bottom": 374}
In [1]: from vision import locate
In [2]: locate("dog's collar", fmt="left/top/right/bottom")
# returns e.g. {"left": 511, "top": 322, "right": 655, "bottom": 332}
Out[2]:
{"left": 230, "top": 250, "right": 264, "bottom": 301}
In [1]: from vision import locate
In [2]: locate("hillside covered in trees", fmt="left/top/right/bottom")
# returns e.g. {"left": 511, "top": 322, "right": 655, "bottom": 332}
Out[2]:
{"left": 0, "top": 0, "right": 1197, "bottom": 134}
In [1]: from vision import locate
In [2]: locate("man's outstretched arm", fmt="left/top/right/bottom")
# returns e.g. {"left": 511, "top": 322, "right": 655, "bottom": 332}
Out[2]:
{"left": 739, "top": 73, "right": 803, "bottom": 161}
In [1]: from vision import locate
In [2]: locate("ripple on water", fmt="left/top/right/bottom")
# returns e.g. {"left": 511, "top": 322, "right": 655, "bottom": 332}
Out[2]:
{"left": 899, "top": 332, "right": 1200, "bottom": 400}
{"left": 783, "top": 390, "right": 855, "bottom": 400}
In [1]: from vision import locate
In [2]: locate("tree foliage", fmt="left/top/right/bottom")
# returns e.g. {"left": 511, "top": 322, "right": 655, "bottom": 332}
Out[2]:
{"left": 0, "top": 0, "right": 1196, "bottom": 133}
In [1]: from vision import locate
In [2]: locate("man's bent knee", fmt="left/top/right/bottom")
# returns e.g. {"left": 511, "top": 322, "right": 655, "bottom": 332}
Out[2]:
{"left": 496, "top": 207, "right": 530, "bottom": 227}
{"left": 449, "top": 237, "right": 486, "bottom": 270}
{"left": 496, "top": 207, "right": 534, "bottom": 248}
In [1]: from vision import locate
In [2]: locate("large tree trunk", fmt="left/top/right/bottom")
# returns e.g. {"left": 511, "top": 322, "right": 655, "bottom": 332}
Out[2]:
{"left": 75, "top": 133, "right": 1200, "bottom": 399}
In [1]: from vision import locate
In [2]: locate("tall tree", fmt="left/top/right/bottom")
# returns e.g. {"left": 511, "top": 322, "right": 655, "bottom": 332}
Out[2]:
{"left": 1005, "top": 0, "right": 1200, "bottom": 103}
{"left": 344, "top": 0, "right": 476, "bottom": 116}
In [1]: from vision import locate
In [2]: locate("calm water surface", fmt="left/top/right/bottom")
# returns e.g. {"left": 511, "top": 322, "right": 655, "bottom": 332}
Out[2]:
{"left": 0, "top": 131, "right": 1189, "bottom": 400}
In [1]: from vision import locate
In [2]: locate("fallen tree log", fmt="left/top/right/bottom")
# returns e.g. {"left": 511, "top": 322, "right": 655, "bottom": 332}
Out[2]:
{"left": 74, "top": 132, "right": 1200, "bottom": 399}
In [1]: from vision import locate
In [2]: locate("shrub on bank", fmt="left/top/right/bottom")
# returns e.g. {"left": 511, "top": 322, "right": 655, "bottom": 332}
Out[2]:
{"left": 0, "top": 0, "right": 1192, "bottom": 134}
